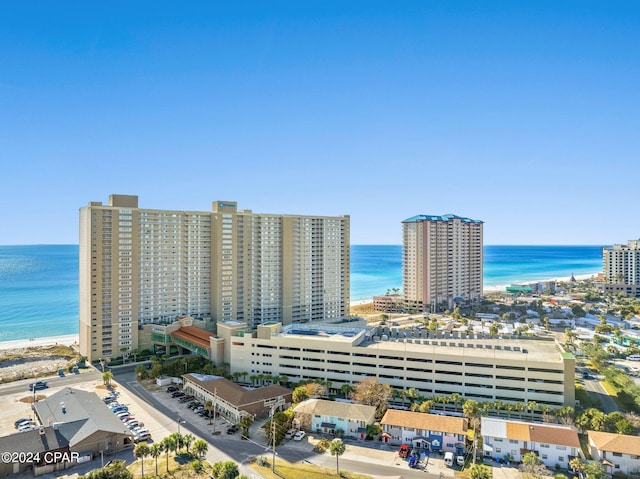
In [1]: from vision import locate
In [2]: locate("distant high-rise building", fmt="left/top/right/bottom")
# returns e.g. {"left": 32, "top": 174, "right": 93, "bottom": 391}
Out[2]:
{"left": 79, "top": 195, "right": 350, "bottom": 361}
{"left": 402, "top": 214, "right": 483, "bottom": 312}
{"left": 602, "top": 240, "right": 640, "bottom": 297}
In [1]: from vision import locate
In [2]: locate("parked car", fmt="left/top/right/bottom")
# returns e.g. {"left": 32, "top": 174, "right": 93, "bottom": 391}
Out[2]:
{"left": 126, "top": 421, "right": 140, "bottom": 430}
{"left": 18, "top": 423, "right": 36, "bottom": 432}
{"left": 14, "top": 418, "right": 31, "bottom": 428}
{"left": 187, "top": 401, "right": 201, "bottom": 409}
{"left": 226, "top": 425, "right": 238, "bottom": 434}
{"left": 171, "top": 392, "right": 185, "bottom": 398}
{"left": 293, "top": 431, "right": 306, "bottom": 441}
{"left": 166, "top": 386, "right": 179, "bottom": 393}
{"left": 285, "top": 429, "right": 294, "bottom": 439}
{"left": 134, "top": 432, "right": 151, "bottom": 443}
{"left": 444, "top": 452, "right": 454, "bottom": 467}
{"left": 398, "top": 444, "right": 410, "bottom": 458}
{"left": 178, "top": 395, "right": 194, "bottom": 403}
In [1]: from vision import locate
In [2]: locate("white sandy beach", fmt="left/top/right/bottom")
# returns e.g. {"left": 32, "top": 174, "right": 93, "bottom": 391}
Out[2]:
{"left": 483, "top": 272, "right": 600, "bottom": 293}
{"left": 0, "top": 333, "right": 79, "bottom": 351}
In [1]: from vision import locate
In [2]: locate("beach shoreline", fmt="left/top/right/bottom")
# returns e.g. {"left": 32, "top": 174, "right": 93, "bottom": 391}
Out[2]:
{"left": 0, "top": 334, "right": 79, "bottom": 352}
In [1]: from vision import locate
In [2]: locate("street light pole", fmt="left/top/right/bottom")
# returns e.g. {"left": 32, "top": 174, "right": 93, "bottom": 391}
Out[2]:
{"left": 270, "top": 397, "right": 285, "bottom": 472}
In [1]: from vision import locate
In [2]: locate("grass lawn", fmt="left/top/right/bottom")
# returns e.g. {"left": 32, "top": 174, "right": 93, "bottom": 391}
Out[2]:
{"left": 251, "top": 458, "right": 372, "bottom": 479}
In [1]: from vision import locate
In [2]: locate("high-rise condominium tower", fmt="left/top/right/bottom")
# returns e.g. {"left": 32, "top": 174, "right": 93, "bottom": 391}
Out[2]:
{"left": 402, "top": 214, "right": 483, "bottom": 312}
{"left": 79, "top": 195, "right": 350, "bottom": 361}
{"left": 602, "top": 240, "right": 640, "bottom": 297}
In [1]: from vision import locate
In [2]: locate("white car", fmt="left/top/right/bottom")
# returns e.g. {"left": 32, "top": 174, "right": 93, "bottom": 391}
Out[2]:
{"left": 18, "top": 423, "right": 36, "bottom": 432}
{"left": 285, "top": 429, "right": 294, "bottom": 439}
{"left": 293, "top": 431, "right": 306, "bottom": 441}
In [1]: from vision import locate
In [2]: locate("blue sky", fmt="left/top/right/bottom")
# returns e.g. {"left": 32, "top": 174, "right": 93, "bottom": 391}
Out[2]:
{"left": 1, "top": 1, "right": 639, "bottom": 245}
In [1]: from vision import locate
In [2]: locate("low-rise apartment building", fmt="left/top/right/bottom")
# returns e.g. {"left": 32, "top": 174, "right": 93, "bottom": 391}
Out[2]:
{"left": 218, "top": 321, "right": 575, "bottom": 408}
{"left": 481, "top": 417, "right": 580, "bottom": 469}
{"left": 588, "top": 431, "right": 640, "bottom": 476}
{"left": 293, "top": 399, "right": 376, "bottom": 440}
{"left": 380, "top": 409, "right": 467, "bottom": 453}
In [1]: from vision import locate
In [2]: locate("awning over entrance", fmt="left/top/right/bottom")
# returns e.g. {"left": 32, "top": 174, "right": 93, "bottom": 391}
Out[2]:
{"left": 483, "top": 444, "right": 493, "bottom": 452}
{"left": 321, "top": 422, "right": 336, "bottom": 429}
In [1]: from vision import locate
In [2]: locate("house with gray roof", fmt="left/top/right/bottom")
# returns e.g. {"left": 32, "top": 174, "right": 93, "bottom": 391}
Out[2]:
{"left": 293, "top": 399, "right": 376, "bottom": 440}
{"left": 0, "top": 426, "right": 71, "bottom": 477}
{"left": 32, "top": 388, "right": 133, "bottom": 458}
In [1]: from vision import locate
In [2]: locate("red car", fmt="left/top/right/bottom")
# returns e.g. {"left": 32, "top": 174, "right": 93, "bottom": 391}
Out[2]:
{"left": 398, "top": 444, "right": 410, "bottom": 458}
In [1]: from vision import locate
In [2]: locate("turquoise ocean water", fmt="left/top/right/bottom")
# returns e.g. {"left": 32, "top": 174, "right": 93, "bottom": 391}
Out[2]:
{"left": 0, "top": 244, "right": 604, "bottom": 341}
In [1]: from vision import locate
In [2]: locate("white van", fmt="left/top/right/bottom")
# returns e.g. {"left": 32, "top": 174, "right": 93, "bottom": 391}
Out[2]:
{"left": 444, "top": 452, "right": 454, "bottom": 467}
{"left": 628, "top": 355, "right": 640, "bottom": 362}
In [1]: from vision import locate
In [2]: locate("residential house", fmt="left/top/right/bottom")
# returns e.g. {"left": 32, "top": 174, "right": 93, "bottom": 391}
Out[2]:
{"left": 588, "top": 431, "right": 640, "bottom": 476}
{"left": 293, "top": 399, "right": 376, "bottom": 440}
{"left": 0, "top": 427, "right": 72, "bottom": 477}
{"left": 481, "top": 417, "right": 580, "bottom": 469}
{"left": 380, "top": 410, "right": 468, "bottom": 454}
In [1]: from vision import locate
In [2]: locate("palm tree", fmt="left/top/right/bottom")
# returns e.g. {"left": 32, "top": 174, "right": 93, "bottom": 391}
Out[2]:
{"left": 170, "top": 432, "right": 183, "bottom": 453}
{"left": 183, "top": 433, "right": 195, "bottom": 455}
{"left": 134, "top": 442, "right": 150, "bottom": 478}
{"left": 329, "top": 438, "right": 346, "bottom": 474}
{"left": 150, "top": 443, "right": 162, "bottom": 476}
{"left": 526, "top": 401, "right": 538, "bottom": 420}
{"left": 340, "top": 383, "right": 354, "bottom": 398}
{"left": 193, "top": 438, "right": 208, "bottom": 459}
{"left": 162, "top": 436, "right": 175, "bottom": 473}
{"left": 493, "top": 400, "right": 504, "bottom": 418}
{"left": 451, "top": 393, "right": 462, "bottom": 413}
{"left": 102, "top": 370, "right": 114, "bottom": 387}
{"left": 462, "top": 399, "right": 480, "bottom": 420}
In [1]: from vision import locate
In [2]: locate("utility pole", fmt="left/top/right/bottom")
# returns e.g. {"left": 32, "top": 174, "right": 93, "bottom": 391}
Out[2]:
{"left": 270, "top": 397, "right": 285, "bottom": 472}
{"left": 212, "top": 388, "right": 217, "bottom": 433}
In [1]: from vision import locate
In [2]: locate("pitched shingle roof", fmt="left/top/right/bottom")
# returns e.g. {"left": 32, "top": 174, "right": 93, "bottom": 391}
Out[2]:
{"left": 33, "top": 388, "right": 132, "bottom": 445}
{"left": 293, "top": 399, "right": 376, "bottom": 423}
{"left": 184, "top": 374, "right": 291, "bottom": 407}
{"left": 483, "top": 418, "right": 579, "bottom": 448}
{"left": 381, "top": 410, "right": 468, "bottom": 435}
{"left": 588, "top": 430, "right": 640, "bottom": 456}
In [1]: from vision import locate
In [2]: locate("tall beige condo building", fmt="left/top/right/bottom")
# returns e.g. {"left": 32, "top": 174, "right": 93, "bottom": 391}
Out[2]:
{"left": 402, "top": 214, "right": 483, "bottom": 312}
{"left": 79, "top": 195, "right": 350, "bottom": 362}
{"left": 602, "top": 239, "right": 640, "bottom": 297}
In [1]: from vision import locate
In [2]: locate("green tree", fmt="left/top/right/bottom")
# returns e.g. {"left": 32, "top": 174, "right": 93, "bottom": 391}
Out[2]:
{"left": 193, "top": 438, "right": 208, "bottom": 459}
{"left": 520, "top": 451, "right": 550, "bottom": 479}
{"left": 583, "top": 461, "right": 606, "bottom": 479}
{"left": 469, "top": 464, "right": 491, "bottom": 479}
{"left": 162, "top": 436, "right": 176, "bottom": 473}
{"left": 183, "top": 433, "right": 195, "bottom": 454}
{"left": 329, "top": 438, "right": 346, "bottom": 475}
{"left": 133, "top": 442, "right": 150, "bottom": 478}
{"left": 83, "top": 459, "right": 133, "bottom": 479}
{"left": 462, "top": 399, "right": 480, "bottom": 420}
{"left": 150, "top": 443, "right": 163, "bottom": 477}
{"left": 102, "top": 370, "right": 114, "bottom": 387}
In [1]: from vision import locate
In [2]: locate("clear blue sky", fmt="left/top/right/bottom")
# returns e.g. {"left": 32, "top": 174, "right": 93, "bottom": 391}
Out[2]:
{"left": 1, "top": 1, "right": 639, "bottom": 245}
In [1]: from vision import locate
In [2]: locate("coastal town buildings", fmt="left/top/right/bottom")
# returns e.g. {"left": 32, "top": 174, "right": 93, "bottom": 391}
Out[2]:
{"left": 79, "top": 194, "right": 349, "bottom": 362}
{"left": 603, "top": 239, "right": 640, "bottom": 297}
{"left": 402, "top": 214, "right": 483, "bottom": 312}
{"left": 218, "top": 321, "right": 576, "bottom": 408}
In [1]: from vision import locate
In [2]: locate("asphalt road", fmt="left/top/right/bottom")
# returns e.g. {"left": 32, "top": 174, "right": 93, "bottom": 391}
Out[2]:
{"left": 580, "top": 373, "right": 619, "bottom": 413}
{"left": 0, "top": 368, "right": 101, "bottom": 396}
